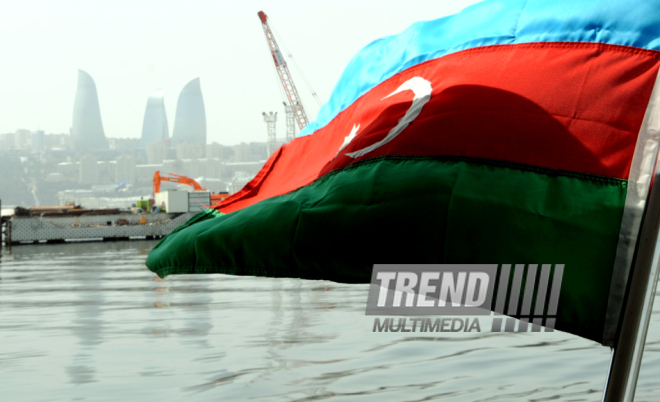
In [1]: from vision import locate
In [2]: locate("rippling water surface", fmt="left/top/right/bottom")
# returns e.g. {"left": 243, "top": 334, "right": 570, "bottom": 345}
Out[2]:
{"left": 1, "top": 240, "right": 658, "bottom": 401}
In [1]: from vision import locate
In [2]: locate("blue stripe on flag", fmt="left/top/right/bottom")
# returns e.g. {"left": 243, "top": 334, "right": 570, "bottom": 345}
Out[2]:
{"left": 300, "top": 0, "right": 660, "bottom": 137}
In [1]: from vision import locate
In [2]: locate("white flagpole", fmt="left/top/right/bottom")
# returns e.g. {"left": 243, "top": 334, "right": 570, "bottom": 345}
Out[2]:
{"left": 604, "top": 160, "right": 660, "bottom": 401}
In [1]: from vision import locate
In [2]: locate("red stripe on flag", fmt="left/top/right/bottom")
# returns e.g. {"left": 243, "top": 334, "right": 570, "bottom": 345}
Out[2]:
{"left": 218, "top": 42, "right": 660, "bottom": 213}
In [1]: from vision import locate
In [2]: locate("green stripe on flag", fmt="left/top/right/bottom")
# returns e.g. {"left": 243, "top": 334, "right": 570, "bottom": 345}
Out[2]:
{"left": 147, "top": 156, "right": 626, "bottom": 343}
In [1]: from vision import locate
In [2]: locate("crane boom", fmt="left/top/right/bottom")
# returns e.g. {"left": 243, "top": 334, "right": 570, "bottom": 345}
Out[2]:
{"left": 258, "top": 11, "right": 309, "bottom": 131}
{"left": 153, "top": 171, "right": 204, "bottom": 196}
{"left": 152, "top": 171, "right": 230, "bottom": 205}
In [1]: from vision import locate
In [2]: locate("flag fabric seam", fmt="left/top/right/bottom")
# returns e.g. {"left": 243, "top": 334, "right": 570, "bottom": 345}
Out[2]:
{"left": 215, "top": 155, "right": 627, "bottom": 217}
{"left": 444, "top": 42, "right": 660, "bottom": 60}
{"left": 308, "top": 155, "right": 627, "bottom": 189}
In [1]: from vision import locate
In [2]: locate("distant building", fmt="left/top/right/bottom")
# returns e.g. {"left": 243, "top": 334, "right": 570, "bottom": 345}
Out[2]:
{"left": 79, "top": 155, "right": 98, "bottom": 184}
{"left": 108, "top": 138, "right": 140, "bottom": 151}
{"left": 14, "top": 129, "right": 30, "bottom": 149}
{"left": 45, "top": 172, "right": 65, "bottom": 182}
{"left": 0, "top": 129, "right": 65, "bottom": 152}
{"left": 206, "top": 142, "right": 233, "bottom": 160}
{"left": 96, "top": 161, "right": 116, "bottom": 184}
{"left": 233, "top": 142, "right": 251, "bottom": 163}
{"left": 249, "top": 141, "right": 269, "bottom": 161}
{"left": 71, "top": 70, "right": 108, "bottom": 151}
{"left": 78, "top": 156, "right": 116, "bottom": 185}
{"left": 146, "top": 142, "right": 166, "bottom": 165}
{"left": 44, "top": 133, "right": 70, "bottom": 149}
{"left": 57, "top": 162, "right": 79, "bottom": 182}
{"left": 232, "top": 141, "right": 269, "bottom": 163}
{"left": 115, "top": 154, "right": 136, "bottom": 183}
{"left": 135, "top": 163, "right": 165, "bottom": 184}
{"left": 176, "top": 142, "right": 205, "bottom": 160}
{"left": 141, "top": 89, "right": 169, "bottom": 148}
{"left": 0, "top": 133, "right": 13, "bottom": 150}
{"left": 30, "top": 130, "right": 44, "bottom": 154}
{"left": 171, "top": 78, "right": 206, "bottom": 146}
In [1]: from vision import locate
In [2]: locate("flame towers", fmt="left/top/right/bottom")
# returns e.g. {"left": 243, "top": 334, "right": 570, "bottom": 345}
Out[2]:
{"left": 171, "top": 78, "right": 206, "bottom": 145}
{"left": 141, "top": 89, "right": 169, "bottom": 148}
{"left": 71, "top": 70, "right": 108, "bottom": 151}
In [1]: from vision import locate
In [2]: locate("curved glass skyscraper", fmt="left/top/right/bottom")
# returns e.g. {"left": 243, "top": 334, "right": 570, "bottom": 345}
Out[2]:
{"left": 141, "top": 89, "right": 169, "bottom": 148}
{"left": 71, "top": 70, "right": 108, "bottom": 151}
{"left": 171, "top": 78, "right": 206, "bottom": 145}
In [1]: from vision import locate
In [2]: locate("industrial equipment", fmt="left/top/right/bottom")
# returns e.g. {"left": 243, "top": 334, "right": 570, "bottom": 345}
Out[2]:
{"left": 258, "top": 10, "right": 310, "bottom": 139}
{"left": 152, "top": 171, "right": 230, "bottom": 205}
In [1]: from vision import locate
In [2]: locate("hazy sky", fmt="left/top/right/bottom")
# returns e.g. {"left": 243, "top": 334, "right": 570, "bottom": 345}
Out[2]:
{"left": 0, "top": 0, "right": 481, "bottom": 145}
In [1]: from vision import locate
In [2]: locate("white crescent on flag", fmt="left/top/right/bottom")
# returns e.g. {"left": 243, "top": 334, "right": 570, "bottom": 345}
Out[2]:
{"left": 340, "top": 76, "right": 433, "bottom": 158}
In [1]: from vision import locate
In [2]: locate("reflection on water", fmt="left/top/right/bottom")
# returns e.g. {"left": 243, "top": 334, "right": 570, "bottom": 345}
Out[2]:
{"left": 0, "top": 241, "right": 659, "bottom": 401}
{"left": 67, "top": 252, "right": 104, "bottom": 385}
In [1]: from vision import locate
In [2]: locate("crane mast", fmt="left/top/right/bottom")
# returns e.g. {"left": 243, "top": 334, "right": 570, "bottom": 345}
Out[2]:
{"left": 258, "top": 11, "right": 309, "bottom": 134}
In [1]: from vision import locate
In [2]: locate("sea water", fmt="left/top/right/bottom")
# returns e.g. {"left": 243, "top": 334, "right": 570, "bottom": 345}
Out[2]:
{"left": 0, "top": 240, "right": 658, "bottom": 401}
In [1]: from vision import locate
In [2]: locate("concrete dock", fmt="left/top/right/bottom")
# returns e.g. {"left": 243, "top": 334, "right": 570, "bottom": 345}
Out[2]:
{"left": 1, "top": 211, "right": 195, "bottom": 245}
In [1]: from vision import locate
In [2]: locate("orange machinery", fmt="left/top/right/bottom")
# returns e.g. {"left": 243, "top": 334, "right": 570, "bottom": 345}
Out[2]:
{"left": 152, "top": 171, "right": 230, "bottom": 205}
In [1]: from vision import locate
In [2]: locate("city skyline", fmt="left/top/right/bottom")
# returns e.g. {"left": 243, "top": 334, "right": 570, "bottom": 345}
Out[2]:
{"left": 171, "top": 78, "right": 206, "bottom": 146}
{"left": 0, "top": 0, "right": 480, "bottom": 145}
{"left": 71, "top": 70, "right": 108, "bottom": 151}
{"left": 140, "top": 89, "right": 169, "bottom": 148}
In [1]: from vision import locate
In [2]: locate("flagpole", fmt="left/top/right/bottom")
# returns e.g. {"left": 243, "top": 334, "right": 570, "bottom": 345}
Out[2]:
{"left": 604, "top": 164, "right": 660, "bottom": 401}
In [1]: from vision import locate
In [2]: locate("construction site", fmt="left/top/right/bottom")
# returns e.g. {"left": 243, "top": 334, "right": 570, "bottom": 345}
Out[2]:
{"left": 0, "top": 10, "right": 317, "bottom": 246}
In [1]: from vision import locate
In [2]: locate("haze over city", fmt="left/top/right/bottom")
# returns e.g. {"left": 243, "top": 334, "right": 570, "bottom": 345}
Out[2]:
{"left": 4, "top": 1, "right": 660, "bottom": 400}
{"left": 0, "top": 0, "right": 481, "bottom": 208}
{"left": 0, "top": 0, "right": 480, "bottom": 144}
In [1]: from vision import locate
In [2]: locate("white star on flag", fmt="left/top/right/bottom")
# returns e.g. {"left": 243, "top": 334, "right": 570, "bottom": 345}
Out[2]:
{"left": 337, "top": 124, "right": 360, "bottom": 154}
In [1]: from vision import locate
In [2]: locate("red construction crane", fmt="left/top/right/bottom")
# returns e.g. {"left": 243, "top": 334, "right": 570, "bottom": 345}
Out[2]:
{"left": 258, "top": 11, "right": 309, "bottom": 131}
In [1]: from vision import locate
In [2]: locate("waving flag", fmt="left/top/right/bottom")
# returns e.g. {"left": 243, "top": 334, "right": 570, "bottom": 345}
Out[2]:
{"left": 147, "top": 0, "right": 660, "bottom": 346}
